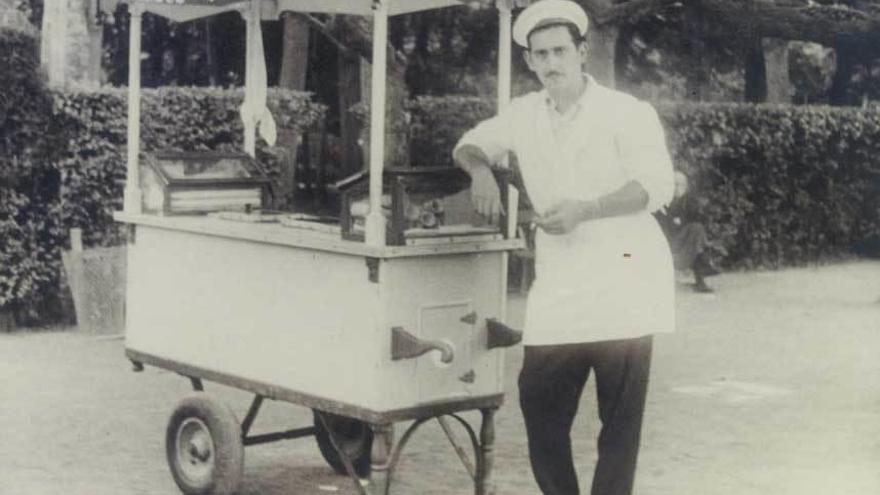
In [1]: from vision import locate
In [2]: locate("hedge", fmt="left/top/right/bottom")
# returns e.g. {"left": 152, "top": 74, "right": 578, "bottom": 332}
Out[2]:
{"left": 408, "top": 95, "right": 880, "bottom": 269}
{"left": 0, "top": 28, "right": 68, "bottom": 322}
{"left": 5, "top": 74, "right": 880, "bottom": 321}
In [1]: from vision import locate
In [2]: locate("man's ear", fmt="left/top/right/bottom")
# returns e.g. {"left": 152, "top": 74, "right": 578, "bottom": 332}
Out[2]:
{"left": 578, "top": 42, "right": 588, "bottom": 63}
{"left": 523, "top": 50, "right": 535, "bottom": 72}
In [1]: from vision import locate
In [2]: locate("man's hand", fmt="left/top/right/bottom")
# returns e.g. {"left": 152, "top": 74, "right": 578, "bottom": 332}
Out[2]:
{"left": 454, "top": 144, "right": 505, "bottom": 224}
{"left": 535, "top": 199, "right": 591, "bottom": 235}
{"left": 469, "top": 166, "right": 504, "bottom": 224}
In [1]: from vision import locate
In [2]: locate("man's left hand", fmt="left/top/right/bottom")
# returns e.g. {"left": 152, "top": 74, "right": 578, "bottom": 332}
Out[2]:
{"left": 535, "top": 200, "right": 588, "bottom": 235}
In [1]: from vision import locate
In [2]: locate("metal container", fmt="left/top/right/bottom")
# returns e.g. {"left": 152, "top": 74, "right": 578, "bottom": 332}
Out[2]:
{"left": 139, "top": 151, "right": 269, "bottom": 215}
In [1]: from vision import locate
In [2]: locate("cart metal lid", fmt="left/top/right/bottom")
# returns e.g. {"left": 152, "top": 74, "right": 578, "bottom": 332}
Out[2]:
{"left": 102, "top": 0, "right": 479, "bottom": 22}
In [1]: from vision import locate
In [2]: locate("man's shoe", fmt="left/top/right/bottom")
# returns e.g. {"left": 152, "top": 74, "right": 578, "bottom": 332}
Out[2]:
{"left": 694, "top": 254, "right": 721, "bottom": 277}
{"left": 693, "top": 279, "right": 714, "bottom": 293}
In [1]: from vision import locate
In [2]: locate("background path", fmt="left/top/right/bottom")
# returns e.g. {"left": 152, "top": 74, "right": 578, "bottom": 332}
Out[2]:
{"left": 2, "top": 261, "right": 879, "bottom": 494}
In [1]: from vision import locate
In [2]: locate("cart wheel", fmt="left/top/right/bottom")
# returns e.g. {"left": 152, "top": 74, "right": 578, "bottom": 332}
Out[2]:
{"left": 166, "top": 394, "right": 244, "bottom": 495}
{"left": 313, "top": 411, "right": 373, "bottom": 477}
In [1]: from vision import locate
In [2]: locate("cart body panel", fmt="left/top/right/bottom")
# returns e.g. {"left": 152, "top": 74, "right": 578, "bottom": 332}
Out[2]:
{"left": 125, "top": 221, "right": 511, "bottom": 415}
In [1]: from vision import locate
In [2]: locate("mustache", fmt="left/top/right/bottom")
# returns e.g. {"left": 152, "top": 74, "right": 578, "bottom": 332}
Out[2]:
{"left": 543, "top": 71, "right": 564, "bottom": 78}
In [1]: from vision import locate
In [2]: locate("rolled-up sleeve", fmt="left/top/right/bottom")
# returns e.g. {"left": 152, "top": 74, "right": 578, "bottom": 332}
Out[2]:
{"left": 618, "top": 102, "right": 675, "bottom": 213}
{"left": 453, "top": 107, "right": 516, "bottom": 167}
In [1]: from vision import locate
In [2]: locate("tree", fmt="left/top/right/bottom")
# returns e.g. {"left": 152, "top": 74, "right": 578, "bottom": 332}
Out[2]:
{"left": 698, "top": 0, "right": 880, "bottom": 104}
{"left": 273, "top": 13, "right": 310, "bottom": 204}
{"left": 39, "top": 0, "right": 103, "bottom": 88}
{"left": 278, "top": 12, "right": 309, "bottom": 90}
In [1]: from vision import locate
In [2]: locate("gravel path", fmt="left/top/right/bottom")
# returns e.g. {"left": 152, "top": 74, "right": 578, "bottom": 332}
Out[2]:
{"left": 2, "top": 260, "right": 879, "bottom": 495}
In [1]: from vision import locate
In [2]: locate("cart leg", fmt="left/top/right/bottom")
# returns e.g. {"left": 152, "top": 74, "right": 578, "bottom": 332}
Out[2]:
{"left": 476, "top": 407, "right": 497, "bottom": 495}
{"left": 368, "top": 423, "right": 394, "bottom": 495}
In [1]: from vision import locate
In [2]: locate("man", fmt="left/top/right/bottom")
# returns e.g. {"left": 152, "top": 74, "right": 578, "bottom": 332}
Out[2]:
{"left": 453, "top": 1, "right": 676, "bottom": 494}
{"left": 655, "top": 170, "right": 722, "bottom": 293}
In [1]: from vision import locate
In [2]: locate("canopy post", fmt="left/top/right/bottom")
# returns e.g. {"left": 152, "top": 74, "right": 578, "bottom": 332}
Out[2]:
{"left": 365, "top": 0, "right": 389, "bottom": 247}
{"left": 124, "top": 2, "right": 145, "bottom": 214}
{"left": 497, "top": 1, "right": 515, "bottom": 320}
{"left": 497, "top": 0, "right": 517, "bottom": 231}
{"left": 241, "top": 1, "right": 258, "bottom": 157}
{"left": 497, "top": 1, "right": 512, "bottom": 111}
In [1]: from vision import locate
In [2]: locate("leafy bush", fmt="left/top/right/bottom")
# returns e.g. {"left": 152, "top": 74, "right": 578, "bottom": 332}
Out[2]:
{"left": 661, "top": 102, "right": 880, "bottom": 268}
{"left": 407, "top": 95, "right": 495, "bottom": 168}
{"left": 0, "top": 28, "right": 67, "bottom": 321}
{"left": 407, "top": 96, "right": 880, "bottom": 269}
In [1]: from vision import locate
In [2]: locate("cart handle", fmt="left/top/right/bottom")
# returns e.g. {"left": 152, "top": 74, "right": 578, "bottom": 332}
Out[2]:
{"left": 391, "top": 327, "right": 454, "bottom": 363}
{"left": 486, "top": 318, "right": 523, "bottom": 349}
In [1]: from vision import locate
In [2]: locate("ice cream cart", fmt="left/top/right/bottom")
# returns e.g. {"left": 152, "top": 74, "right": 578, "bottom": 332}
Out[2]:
{"left": 108, "top": 1, "right": 524, "bottom": 494}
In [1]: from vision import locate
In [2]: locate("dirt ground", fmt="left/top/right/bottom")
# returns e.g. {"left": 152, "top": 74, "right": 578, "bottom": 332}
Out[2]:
{"left": 2, "top": 260, "right": 880, "bottom": 495}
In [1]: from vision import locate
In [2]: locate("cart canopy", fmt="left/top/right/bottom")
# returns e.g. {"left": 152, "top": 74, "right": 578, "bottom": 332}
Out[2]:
{"left": 101, "top": 0, "right": 477, "bottom": 22}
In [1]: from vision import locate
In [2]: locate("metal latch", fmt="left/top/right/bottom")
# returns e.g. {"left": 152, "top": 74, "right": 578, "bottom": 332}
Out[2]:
{"left": 458, "top": 370, "right": 476, "bottom": 383}
{"left": 460, "top": 311, "right": 477, "bottom": 324}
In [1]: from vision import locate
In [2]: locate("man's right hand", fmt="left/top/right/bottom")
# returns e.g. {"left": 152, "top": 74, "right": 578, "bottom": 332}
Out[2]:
{"left": 469, "top": 166, "right": 503, "bottom": 224}
{"left": 454, "top": 144, "right": 504, "bottom": 224}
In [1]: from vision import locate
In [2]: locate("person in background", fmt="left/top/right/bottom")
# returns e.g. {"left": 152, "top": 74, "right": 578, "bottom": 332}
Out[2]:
{"left": 655, "top": 170, "right": 722, "bottom": 293}
{"left": 453, "top": 1, "right": 676, "bottom": 494}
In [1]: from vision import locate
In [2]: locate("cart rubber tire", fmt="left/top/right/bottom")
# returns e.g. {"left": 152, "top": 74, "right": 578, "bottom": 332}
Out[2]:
{"left": 166, "top": 393, "right": 244, "bottom": 495}
{"left": 313, "top": 411, "right": 373, "bottom": 477}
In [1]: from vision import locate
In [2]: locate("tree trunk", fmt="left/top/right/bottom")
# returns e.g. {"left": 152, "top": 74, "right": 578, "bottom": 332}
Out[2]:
{"left": 830, "top": 41, "right": 858, "bottom": 106}
{"left": 276, "top": 13, "right": 310, "bottom": 207}
{"left": 40, "top": 0, "right": 65, "bottom": 85}
{"left": 360, "top": 58, "right": 410, "bottom": 168}
{"left": 40, "top": 0, "right": 104, "bottom": 89}
{"left": 205, "top": 18, "right": 217, "bottom": 86}
{"left": 700, "top": 0, "right": 880, "bottom": 48}
{"left": 586, "top": 23, "right": 618, "bottom": 87}
{"left": 278, "top": 13, "right": 309, "bottom": 91}
{"left": 338, "top": 51, "right": 364, "bottom": 175}
{"left": 763, "top": 38, "right": 792, "bottom": 103}
{"left": 87, "top": 0, "right": 102, "bottom": 85}
{"left": 682, "top": 3, "right": 711, "bottom": 101}
{"left": 744, "top": 38, "right": 767, "bottom": 103}
{"left": 331, "top": 15, "right": 410, "bottom": 171}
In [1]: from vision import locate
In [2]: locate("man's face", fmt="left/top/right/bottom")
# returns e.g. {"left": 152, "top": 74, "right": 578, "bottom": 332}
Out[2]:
{"left": 524, "top": 25, "right": 587, "bottom": 92}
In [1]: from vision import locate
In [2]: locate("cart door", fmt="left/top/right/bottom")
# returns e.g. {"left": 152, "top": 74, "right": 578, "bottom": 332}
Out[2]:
{"left": 416, "top": 301, "right": 475, "bottom": 403}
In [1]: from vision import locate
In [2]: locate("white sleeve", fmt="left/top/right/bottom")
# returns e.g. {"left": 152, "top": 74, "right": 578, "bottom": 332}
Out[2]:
{"left": 453, "top": 107, "right": 516, "bottom": 167}
{"left": 617, "top": 101, "right": 675, "bottom": 213}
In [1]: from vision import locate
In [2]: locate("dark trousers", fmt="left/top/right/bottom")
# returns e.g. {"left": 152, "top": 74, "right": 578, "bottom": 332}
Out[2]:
{"left": 518, "top": 336, "right": 653, "bottom": 495}
{"left": 669, "top": 222, "right": 708, "bottom": 271}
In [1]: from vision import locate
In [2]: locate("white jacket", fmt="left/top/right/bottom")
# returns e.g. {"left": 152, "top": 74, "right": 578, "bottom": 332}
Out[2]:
{"left": 455, "top": 79, "right": 676, "bottom": 345}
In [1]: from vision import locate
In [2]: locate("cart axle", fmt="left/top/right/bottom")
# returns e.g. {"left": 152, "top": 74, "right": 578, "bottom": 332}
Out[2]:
{"left": 243, "top": 427, "right": 317, "bottom": 447}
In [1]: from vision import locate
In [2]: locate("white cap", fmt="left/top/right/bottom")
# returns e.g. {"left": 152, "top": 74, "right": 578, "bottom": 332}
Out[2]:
{"left": 512, "top": 0, "right": 589, "bottom": 48}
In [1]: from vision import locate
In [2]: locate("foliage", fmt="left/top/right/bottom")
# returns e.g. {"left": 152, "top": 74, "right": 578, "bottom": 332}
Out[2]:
{"left": 393, "top": 4, "right": 504, "bottom": 97}
{"left": 663, "top": 102, "right": 880, "bottom": 268}
{"left": 408, "top": 95, "right": 880, "bottom": 268}
{"left": 0, "top": 28, "right": 66, "bottom": 320}
{"left": 789, "top": 42, "right": 836, "bottom": 104}
{"left": 407, "top": 95, "right": 495, "bottom": 167}
{"left": 617, "top": 5, "right": 745, "bottom": 103}
{"left": 102, "top": 6, "right": 248, "bottom": 88}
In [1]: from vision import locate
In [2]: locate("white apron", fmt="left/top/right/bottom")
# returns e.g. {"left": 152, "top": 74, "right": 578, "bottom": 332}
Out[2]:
{"left": 457, "top": 80, "right": 676, "bottom": 345}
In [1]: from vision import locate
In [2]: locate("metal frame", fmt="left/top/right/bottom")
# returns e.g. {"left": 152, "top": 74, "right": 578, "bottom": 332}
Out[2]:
{"left": 136, "top": 353, "right": 500, "bottom": 494}
{"left": 117, "top": 1, "right": 518, "bottom": 493}
{"left": 114, "top": 0, "right": 517, "bottom": 248}
{"left": 128, "top": 348, "right": 504, "bottom": 424}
